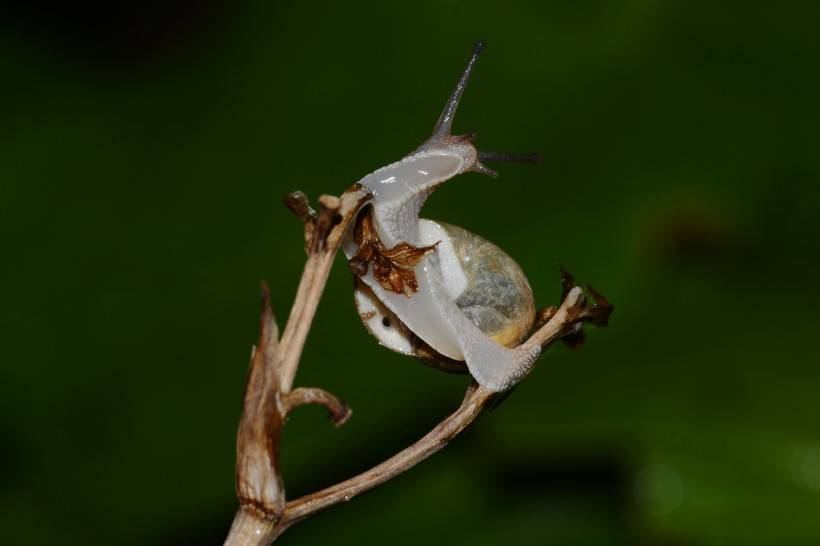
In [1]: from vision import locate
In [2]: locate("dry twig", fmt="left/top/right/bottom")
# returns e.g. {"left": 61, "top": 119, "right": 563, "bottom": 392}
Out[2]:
{"left": 223, "top": 187, "right": 611, "bottom": 545}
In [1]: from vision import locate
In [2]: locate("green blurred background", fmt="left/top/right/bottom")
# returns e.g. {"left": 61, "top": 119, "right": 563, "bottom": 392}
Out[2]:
{"left": 2, "top": 1, "right": 819, "bottom": 544}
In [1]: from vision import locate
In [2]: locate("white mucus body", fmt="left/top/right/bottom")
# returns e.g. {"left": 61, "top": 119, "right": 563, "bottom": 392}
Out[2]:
{"left": 343, "top": 142, "right": 540, "bottom": 392}
{"left": 342, "top": 42, "right": 541, "bottom": 392}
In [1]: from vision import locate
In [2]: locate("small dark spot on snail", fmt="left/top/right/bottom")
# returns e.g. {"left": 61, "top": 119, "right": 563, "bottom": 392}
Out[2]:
{"left": 332, "top": 213, "right": 343, "bottom": 226}
{"left": 382, "top": 316, "right": 391, "bottom": 328}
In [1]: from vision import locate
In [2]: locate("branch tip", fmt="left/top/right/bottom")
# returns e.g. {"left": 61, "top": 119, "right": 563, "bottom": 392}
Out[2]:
{"left": 257, "top": 280, "right": 278, "bottom": 354}
{"left": 553, "top": 283, "right": 612, "bottom": 348}
{"left": 282, "top": 191, "right": 317, "bottom": 224}
{"left": 283, "top": 387, "right": 352, "bottom": 428}
{"left": 317, "top": 194, "right": 341, "bottom": 211}
{"left": 559, "top": 265, "right": 576, "bottom": 299}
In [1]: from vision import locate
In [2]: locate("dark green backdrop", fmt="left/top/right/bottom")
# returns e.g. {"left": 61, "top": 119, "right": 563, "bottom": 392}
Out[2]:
{"left": 2, "top": 1, "right": 820, "bottom": 544}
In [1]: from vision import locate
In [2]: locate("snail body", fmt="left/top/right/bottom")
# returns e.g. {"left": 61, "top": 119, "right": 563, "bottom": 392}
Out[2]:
{"left": 342, "top": 42, "right": 541, "bottom": 392}
{"left": 352, "top": 219, "right": 535, "bottom": 363}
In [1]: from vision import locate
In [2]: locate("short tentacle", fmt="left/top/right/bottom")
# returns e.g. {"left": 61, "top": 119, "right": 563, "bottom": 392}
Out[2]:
{"left": 477, "top": 151, "right": 542, "bottom": 163}
{"left": 470, "top": 151, "right": 540, "bottom": 177}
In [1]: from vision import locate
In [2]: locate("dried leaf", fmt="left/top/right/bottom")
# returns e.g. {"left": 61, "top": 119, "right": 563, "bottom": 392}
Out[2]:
{"left": 533, "top": 305, "right": 558, "bottom": 331}
{"left": 349, "top": 206, "right": 437, "bottom": 296}
{"left": 562, "top": 329, "right": 587, "bottom": 349}
{"left": 560, "top": 265, "right": 576, "bottom": 299}
{"left": 381, "top": 241, "right": 439, "bottom": 268}
{"left": 585, "top": 285, "right": 614, "bottom": 327}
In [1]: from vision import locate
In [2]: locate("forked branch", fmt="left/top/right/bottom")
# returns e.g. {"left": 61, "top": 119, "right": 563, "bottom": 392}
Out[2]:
{"left": 224, "top": 187, "right": 611, "bottom": 546}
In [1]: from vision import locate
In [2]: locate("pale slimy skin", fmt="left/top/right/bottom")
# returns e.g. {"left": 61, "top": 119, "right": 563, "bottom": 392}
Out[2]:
{"left": 342, "top": 41, "right": 542, "bottom": 392}
{"left": 342, "top": 139, "right": 540, "bottom": 392}
{"left": 352, "top": 219, "right": 536, "bottom": 359}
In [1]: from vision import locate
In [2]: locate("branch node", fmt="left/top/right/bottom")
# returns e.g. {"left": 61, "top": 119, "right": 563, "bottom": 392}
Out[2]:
{"left": 555, "top": 278, "right": 613, "bottom": 348}
{"left": 533, "top": 305, "right": 558, "bottom": 331}
{"left": 309, "top": 195, "right": 344, "bottom": 253}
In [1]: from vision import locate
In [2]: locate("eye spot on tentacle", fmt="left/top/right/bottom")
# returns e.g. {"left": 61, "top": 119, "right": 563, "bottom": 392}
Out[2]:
{"left": 382, "top": 316, "right": 391, "bottom": 328}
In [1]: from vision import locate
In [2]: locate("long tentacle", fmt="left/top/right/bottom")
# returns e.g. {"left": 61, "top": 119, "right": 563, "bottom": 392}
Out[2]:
{"left": 432, "top": 40, "right": 486, "bottom": 139}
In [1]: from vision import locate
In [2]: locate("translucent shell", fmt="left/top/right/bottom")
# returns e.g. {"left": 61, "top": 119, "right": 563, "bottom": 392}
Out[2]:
{"left": 354, "top": 219, "right": 535, "bottom": 368}
{"left": 441, "top": 222, "right": 535, "bottom": 348}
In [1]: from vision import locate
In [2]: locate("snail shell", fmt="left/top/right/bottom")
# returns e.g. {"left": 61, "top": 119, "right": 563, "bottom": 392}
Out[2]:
{"left": 352, "top": 217, "right": 535, "bottom": 374}
{"left": 440, "top": 221, "right": 534, "bottom": 348}
{"left": 354, "top": 220, "right": 534, "bottom": 366}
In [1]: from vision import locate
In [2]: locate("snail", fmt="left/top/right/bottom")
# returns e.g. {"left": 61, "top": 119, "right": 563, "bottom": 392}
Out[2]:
{"left": 342, "top": 41, "right": 543, "bottom": 392}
